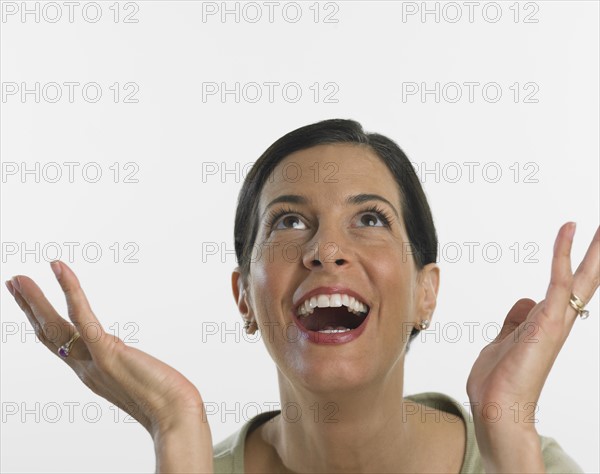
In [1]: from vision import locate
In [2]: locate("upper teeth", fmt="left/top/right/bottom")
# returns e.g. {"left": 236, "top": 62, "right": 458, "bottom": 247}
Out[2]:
{"left": 296, "top": 294, "right": 368, "bottom": 317}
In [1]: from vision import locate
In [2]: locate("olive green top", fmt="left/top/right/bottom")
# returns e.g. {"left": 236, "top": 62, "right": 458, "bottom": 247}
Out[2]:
{"left": 213, "top": 392, "right": 582, "bottom": 473}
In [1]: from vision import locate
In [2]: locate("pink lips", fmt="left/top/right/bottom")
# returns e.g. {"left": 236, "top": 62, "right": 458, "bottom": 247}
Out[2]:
{"left": 291, "top": 286, "right": 371, "bottom": 345}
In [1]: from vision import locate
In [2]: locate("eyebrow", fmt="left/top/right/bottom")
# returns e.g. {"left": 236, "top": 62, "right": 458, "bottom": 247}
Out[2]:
{"left": 262, "top": 193, "right": 400, "bottom": 219}
{"left": 346, "top": 193, "right": 400, "bottom": 218}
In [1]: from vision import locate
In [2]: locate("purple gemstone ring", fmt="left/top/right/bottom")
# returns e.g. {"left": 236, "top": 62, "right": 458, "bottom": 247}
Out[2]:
{"left": 58, "top": 332, "right": 80, "bottom": 358}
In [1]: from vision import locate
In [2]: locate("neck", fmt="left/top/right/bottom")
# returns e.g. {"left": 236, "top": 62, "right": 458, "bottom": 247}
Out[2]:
{"left": 263, "top": 362, "right": 425, "bottom": 473}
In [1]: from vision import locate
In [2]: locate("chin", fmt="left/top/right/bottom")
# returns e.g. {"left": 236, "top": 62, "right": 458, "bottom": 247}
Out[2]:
{"left": 282, "top": 349, "right": 380, "bottom": 395}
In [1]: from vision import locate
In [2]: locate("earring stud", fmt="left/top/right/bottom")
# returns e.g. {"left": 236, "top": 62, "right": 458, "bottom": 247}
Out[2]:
{"left": 243, "top": 319, "right": 258, "bottom": 333}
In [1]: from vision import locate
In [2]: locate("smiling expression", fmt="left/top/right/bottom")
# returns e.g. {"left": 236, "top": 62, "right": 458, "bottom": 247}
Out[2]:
{"left": 234, "top": 143, "right": 438, "bottom": 392}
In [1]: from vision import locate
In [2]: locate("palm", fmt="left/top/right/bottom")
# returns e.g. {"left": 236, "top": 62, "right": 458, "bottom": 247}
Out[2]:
{"left": 466, "top": 224, "right": 599, "bottom": 430}
{"left": 6, "top": 262, "right": 205, "bottom": 436}
{"left": 78, "top": 337, "right": 204, "bottom": 433}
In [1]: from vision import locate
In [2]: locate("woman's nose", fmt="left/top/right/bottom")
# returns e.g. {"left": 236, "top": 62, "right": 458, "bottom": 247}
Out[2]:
{"left": 305, "top": 254, "right": 348, "bottom": 269}
{"left": 301, "top": 226, "right": 352, "bottom": 270}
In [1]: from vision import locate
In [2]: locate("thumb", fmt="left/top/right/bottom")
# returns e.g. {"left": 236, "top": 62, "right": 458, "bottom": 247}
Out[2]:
{"left": 493, "top": 298, "right": 536, "bottom": 344}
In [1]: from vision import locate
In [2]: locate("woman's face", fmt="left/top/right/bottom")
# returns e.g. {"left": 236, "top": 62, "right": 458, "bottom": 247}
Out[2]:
{"left": 233, "top": 143, "right": 439, "bottom": 393}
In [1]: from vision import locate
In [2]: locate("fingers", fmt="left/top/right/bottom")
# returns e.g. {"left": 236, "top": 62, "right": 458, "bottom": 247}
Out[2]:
{"left": 7, "top": 275, "right": 73, "bottom": 347}
{"left": 6, "top": 279, "right": 59, "bottom": 352}
{"left": 543, "top": 222, "right": 576, "bottom": 322}
{"left": 4, "top": 261, "right": 101, "bottom": 362}
{"left": 50, "top": 261, "right": 105, "bottom": 344}
{"left": 8, "top": 281, "right": 88, "bottom": 365}
{"left": 572, "top": 226, "right": 600, "bottom": 303}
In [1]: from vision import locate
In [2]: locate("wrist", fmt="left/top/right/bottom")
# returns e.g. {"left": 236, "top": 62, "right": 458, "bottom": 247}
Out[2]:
{"left": 152, "top": 411, "right": 213, "bottom": 474}
{"left": 474, "top": 423, "right": 545, "bottom": 473}
{"left": 151, "top": 400, "right": 208, "bottom": 439}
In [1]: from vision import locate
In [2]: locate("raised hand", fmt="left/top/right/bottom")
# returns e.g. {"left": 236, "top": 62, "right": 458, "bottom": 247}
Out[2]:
{"left": 5, "top": 260, "right": 213, "bottom": 472}
{"left": 466, "top": 223, "right": 599, "bottom": 472}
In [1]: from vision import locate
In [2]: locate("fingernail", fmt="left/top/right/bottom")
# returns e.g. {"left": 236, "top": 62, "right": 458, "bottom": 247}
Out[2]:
{"left": 5, "top": 280, "right": 15, "bottom": 296}
{"left": 11, "top": 276, "right": 21, "bottom": 293}
{"left": 51, "top": 261, "right": 62, "bottom": 278}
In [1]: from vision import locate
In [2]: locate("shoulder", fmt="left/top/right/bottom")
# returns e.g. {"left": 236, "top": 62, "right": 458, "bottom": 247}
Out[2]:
{"left": 212, "top": 410, "right": 280, "bottom": 474}
{"left": 212, "top": 429, "right": 239, "bottom": 474}
{"left": 538, "top": 436, "right": 584, "bottom": 474}
{"left": 405, "top": 392, "right": 583, "bottom": 474}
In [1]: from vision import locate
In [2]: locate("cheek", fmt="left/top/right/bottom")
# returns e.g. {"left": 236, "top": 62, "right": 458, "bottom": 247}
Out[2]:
{"left": 364, "top": 240, "right": 415, "bottom": 290}
{"left": 362, "top": 243, "right": 417, "bottom": 336}
{"left": 249, "top": 259, "right": 310, "bottom": 372}
{"left": 249, "top": 250, "right": 295, "bottom": 323}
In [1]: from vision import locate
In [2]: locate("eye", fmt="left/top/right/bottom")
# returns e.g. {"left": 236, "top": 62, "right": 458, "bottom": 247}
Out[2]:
{"left": 265, "top": 207, "right": 308, "bottom": 231}
{"left": 357, "top": 212, "right": 386, "bottom": 227}
{"left": 353, "top": 205, "right": 393, "bottom": 228}
{"left": 274, "top": 214, "right": 307, "bottom": 230}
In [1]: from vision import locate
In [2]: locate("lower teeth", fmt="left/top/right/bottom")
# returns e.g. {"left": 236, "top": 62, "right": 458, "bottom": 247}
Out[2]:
{"left": 317, "top": 327, "right": 351, "bottom": 333}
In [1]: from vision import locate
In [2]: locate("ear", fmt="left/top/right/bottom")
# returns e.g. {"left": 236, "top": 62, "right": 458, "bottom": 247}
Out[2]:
{"left": 231, "top": 267, "right": 254, "bottom": 320}
{"left": 416, "top": 263, "right": 440, "bottom": 323}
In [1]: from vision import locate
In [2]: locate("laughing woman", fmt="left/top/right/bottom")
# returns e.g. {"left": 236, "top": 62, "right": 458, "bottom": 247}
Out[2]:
{"left": 5, "top": 119, "right": 599, "bottom": 473}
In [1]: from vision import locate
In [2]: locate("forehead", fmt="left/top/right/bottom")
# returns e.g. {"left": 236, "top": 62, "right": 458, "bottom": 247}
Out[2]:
{"left": 259, "top": 143, "right": 401, "bottom": 208}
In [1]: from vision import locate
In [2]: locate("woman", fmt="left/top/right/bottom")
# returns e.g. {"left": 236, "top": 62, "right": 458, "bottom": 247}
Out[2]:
{"left": 6, "top": 119, "right": 599, "bottom": 473}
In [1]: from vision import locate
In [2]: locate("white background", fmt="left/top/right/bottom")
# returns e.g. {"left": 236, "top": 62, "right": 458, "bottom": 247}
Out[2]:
{"left": 1, "top": 1, "right": 598, "bottom": 472}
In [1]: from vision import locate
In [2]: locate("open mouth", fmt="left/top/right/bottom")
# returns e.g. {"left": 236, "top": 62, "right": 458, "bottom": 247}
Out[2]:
{"left": 295, "top": 293, "right": 370, "bottom": 334}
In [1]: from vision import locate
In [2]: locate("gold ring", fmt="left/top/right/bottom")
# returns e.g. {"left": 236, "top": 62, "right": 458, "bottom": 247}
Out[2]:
{"left": 569, "top": 293, "right": 590, "bottom": 320}
{"left": 58, "top": 332, "right": 80, "bottom": 358}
